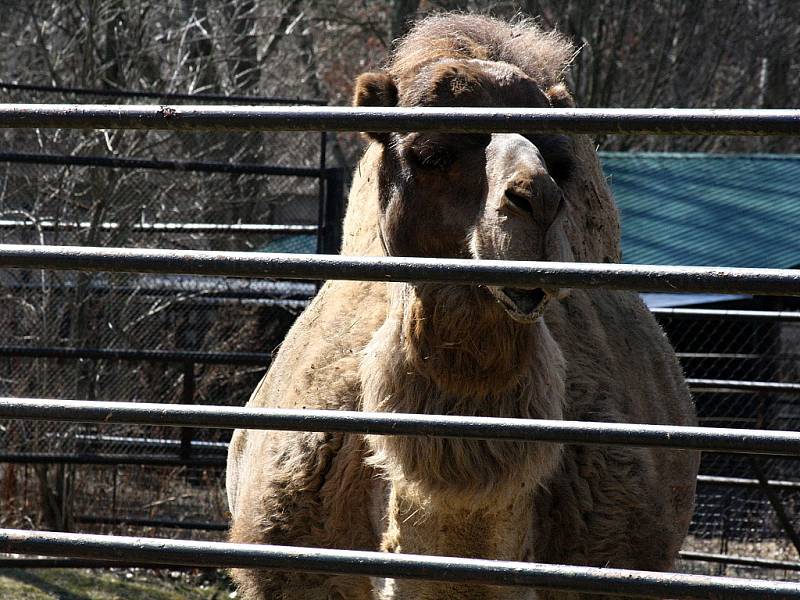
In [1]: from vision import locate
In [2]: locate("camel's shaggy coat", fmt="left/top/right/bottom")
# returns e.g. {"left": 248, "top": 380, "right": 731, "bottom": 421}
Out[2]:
{"left": 227, "top": 14, "right": 699, "bottom": 600}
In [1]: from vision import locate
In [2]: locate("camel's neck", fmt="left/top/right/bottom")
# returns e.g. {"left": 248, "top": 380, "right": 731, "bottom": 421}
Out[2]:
{"left": 362, "top": 282, "right": 565, "bottom": 598}
{"left": 360, "top": 282, "right": 566, "bottom": 497}
{"left": 399, "top": 283, "right": 545, "bottom": 397}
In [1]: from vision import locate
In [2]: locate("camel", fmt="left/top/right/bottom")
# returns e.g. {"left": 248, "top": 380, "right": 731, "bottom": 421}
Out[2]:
{"left": 226, "top": 14, "right": 699, "bottom": 600}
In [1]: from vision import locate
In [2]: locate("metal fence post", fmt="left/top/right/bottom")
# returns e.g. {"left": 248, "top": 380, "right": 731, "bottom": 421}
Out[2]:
{"left": 748, "top": 456, "right": 800, "bottom": 557}
{"left": 318, "top": 168, "right": 345, "bottom": 255}
{"left": 179, "top": 363, "right": 195, "bottom": 460}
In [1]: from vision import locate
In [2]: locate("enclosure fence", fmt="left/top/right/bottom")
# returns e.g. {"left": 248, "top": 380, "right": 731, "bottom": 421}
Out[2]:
{"left": 1, "top": 105, "right": 800, "bottom": 598}
{"left": 0, "top": 81, "right": 329, "bottom": 106}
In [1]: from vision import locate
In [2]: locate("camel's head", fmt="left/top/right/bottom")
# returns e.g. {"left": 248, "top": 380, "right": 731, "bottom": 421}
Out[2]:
{"left": 354, "top": 59, "right": 576, "bottom": 322}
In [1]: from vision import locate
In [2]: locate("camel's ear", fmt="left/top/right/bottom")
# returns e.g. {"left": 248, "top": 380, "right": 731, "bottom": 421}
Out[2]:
{"left": 545, "top": 83, "right": 575, "bottom": 108}
{"left": 353, "top": 71, "right": 398, "bottom": 144}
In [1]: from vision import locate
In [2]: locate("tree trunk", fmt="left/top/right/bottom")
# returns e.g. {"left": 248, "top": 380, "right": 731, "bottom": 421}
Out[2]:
{"left": 390, "top": 0, "right": 419, "bottom": 42}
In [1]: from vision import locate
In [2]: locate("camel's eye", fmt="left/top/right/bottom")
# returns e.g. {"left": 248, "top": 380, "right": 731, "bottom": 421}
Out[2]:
{"left": 527, "top": 134, "right": 575, "bottom": 185}
{"left": 505, "top": 189, "right": 534, "bottom": 214}
{"left": 409, "top": 140, "right": 455, "bottom": 171}
{"left": 406, "top": 133, "right": 489, "bottom": 172}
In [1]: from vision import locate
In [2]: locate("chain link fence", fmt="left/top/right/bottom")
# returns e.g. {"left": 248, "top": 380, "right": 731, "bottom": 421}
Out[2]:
{"left": 660, "top": 310, "right": 800, "bottom": 580}
{"left": 3, "top": 303, "right": 799, "bottom": 581}
{"left": 0, "top": 86, "right": 327, "bottom": 541}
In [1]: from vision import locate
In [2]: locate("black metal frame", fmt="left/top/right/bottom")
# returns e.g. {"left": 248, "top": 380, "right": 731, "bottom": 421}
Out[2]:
{"left": 0, "top": 149, "right": 346, "bottom": 253}
{"left": 679, "top": 551, "right": 800, "bottom": 573}
{"left": 651, "top": 307, "right": 800, "bottom": 322}
{"left": 74, "top": 515, "right": 227, "bottom": 532}
{"left": 0, "top": 345, "right": 269, "bottom": 366}
{"left": 0, "top": 150, "right": 326, "bottom": 178}
{"left": 0, "top": 81, "right": 326, "bottom": 106}
{"left": 0, "top": 219, "right": 318, "bottom": 235}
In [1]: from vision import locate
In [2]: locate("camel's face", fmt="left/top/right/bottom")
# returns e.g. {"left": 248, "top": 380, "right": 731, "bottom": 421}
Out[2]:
{"left": 355, "top": 59, "right": 576, "bottom": 322}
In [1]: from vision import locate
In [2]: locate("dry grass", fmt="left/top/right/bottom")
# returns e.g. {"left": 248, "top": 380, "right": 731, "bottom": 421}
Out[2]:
{"left": 0, "top": 568, "right": 232, "bottom": 600}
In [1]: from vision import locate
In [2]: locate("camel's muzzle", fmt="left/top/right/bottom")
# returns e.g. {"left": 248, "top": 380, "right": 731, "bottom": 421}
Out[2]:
{"left": 488, "top": 286, "right": 551, "bottom": 323}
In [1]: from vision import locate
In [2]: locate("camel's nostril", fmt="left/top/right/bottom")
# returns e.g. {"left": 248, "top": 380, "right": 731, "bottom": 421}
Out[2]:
{"left": 505, "top": 189, "right": 534, "bottom": 214}
{"left": 487, "top": 286, "right": 551, "bottom": 323}
{"left": 502, "top": 287, "right": 546, "bottom": 314}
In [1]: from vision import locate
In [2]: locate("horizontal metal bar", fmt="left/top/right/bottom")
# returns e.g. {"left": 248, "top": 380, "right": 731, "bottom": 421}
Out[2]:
{"left": 0, "top": 453, "right": 225, "bottom": 467}
{"left": 0, "top": 105, "right": 797, "bottom": 135}
{"left": 0, "top": 529, "right": 796, "bottom": 598}
{"left": 0, "top": 219, "right": 317, "bottom": 235}
{"left": 17, "top": 448, "right": 798, "bottom": 470}
{"left": 651, "top": 308, "right": 800, "bottom": 322}
{"left": 7, "top": 345, "right": 795, "bottom": 394}
{"left": 679, "top": 551, "right": 800, "bottom": 572}
{"left": 49, "top": 430, "right": 228, "bottom": 453}
{"left": 2, "top": 398, "right": 800, "bottom": 456}
{"left": 2, "top": 244, "right": 800, "bottom": 296}
{"left": 679, "top": 353, "right": 762, "bottom": 359}
{"left": 688, "top": 379, "right": 800, "bottom": 394}
{"left": 4, "top": 450, "right": 800, "bottom": 491}
{"left": 4, "top": 347, "right": 795, "bottom": 397}
{"left": 70, "top": 432, "right": 228, "bottom": 451}
{"left": 75, "top": 515, "right": 227, "bottom": 531}
{"left": 0, "top": 345, "right": 271, "bottom": 366}
{"left": 697, "top": 474, "right": 800, "bottom": 491}
{"left": 0, "top": 557, "right": 190, "bottom": 569}
{"left": 0, "top": 151, "right": 327, "bottom": 178}
{"left": 6, "top": 450, "right": 799, "bottom": 492}
{"left": 4, "top": 278, "right": 316, "bottom": 303}
{"left": 5, "top": 448, "right": 799, "bottom": 490}
{"left": 0, "top": 81, "right": 326, "bottom": 105}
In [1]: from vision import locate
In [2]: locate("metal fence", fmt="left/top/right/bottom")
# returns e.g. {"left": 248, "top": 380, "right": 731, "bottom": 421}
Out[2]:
{"left": 0, "top": 104, "right": 800, "bottom": 597}
{"left": 653, "top": 306, "right": 800, "bottom": 577}
{"left": 0, "top": 86, "right": 344, "bottom": 545}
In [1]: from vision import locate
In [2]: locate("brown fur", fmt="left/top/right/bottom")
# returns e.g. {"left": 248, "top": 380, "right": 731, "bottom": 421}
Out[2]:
{"left": 389, "top": 14, "right": 574, "bottom": 104}
{"left": 227, "top": 14, "right": 699, "bottom": 600}
{"left": 361, "top": 283, "right": 565, "bottom": 502}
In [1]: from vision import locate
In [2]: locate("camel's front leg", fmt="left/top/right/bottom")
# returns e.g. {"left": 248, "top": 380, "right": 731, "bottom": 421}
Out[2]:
{"left": 228, "top": 431, "right": 378, "bottom": 600}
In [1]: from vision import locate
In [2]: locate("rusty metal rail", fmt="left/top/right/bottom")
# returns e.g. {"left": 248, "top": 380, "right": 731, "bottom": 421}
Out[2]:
{"left": 0, "top": 105, "right": 797, "bottom": 135}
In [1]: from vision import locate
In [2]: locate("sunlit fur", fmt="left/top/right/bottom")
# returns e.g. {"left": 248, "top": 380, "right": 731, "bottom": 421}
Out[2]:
{"left": 227, "top": 14, "right": 699, "bottom": 600}
{"left": 361, "top": 282, "right": 565, "bottom": 504}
